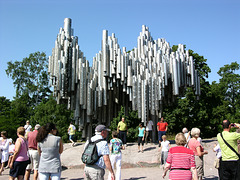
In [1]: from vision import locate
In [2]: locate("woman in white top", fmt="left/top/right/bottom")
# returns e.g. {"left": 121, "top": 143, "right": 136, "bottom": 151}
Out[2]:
{"left": 0, "top": 131, "right": 10, "bottom": 174}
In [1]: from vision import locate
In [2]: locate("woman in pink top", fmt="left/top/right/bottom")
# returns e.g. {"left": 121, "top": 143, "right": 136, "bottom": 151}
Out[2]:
{"left": 9, "top": 127, "right": 30, "bottom": 180}
{"left": 162, "top": 133, "right": 198, "bottom": 180}
{"left": 188, "top": 128, "right": 208, "bottom": 180}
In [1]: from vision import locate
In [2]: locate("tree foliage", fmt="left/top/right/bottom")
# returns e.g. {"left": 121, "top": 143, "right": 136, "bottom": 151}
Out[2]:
{"left": 6, "top": 52, "right": 51, "bottom": 105}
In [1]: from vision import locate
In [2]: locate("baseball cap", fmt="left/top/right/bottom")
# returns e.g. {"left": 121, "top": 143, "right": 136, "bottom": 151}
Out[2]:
{"left": 95, "top": 125, "right": 110, "bottom": 132}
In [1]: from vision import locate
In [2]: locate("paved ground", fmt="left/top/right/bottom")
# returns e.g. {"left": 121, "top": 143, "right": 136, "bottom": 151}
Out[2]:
{"left": 0, "top": 139, "right": 219, "bottom": 179}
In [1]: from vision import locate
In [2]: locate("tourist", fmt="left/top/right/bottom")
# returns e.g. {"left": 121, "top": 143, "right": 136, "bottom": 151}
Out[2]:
{"left": 84, "top": 124, "right": 115, "bottom": 180}
{"left": 6, "top": 139, "right": 15, "bottom": 169}
{"left": 0, "top": 131, "right": 10, "bottom": 174}
{"left": 158, "top": 135, "right": 171, "bottom": 168}
{"left": 188, "top": 128, "right": 208, "bottom": 180}
{"left": 24, "top": 120, "right": 32, "bottom": 137}
{"left": 137, "top": 123, "right": 145, "bottom": 153}
{"left": 68, "top": 121, "right": 76, "bottom": 146}
{"left": 25, "top": 124, "right": 41, "bottom": 180}
{"left": 108, "top": 131, "right": 124, "bottom": 180}
{"left": 117, "top": 117, "right": 128, "bottom": 147}
{"left": 9, "top": 127, "right": 29, "bottom": 180}
{"left": 213, "top": 143, "right": 222, "bottom": 179}
{"left": 182, "top": 127, "right": 191, "bottom": 147}
{"left": 36, "top": 123, "right": 63, "bottom": 180}
{"left": 157, "top": 117, "right": 168, "bottom": 147}
{"left": 162, "top": 133, "right": 198, "bottom": 180}
{"left": 217, "top": 120, "right": 240, "bottom": 180}
{"left": 145, "top": 117, "right": 153, "bottom": 144}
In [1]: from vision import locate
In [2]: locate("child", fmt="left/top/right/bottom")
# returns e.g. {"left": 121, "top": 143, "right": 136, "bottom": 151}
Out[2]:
{"left": 108, "top": 131, "right": 124, "bottom": 180}
{"left": 158, "top": 135, "right": 171, "bottom": 168}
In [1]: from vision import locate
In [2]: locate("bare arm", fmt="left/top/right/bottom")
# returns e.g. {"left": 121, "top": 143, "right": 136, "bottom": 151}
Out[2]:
{"left": 10, "top": 138, "right": 21, "bottom": 168}
{"left": 196, "top": 146, "right": 208, "bottom": 157}
{"left": 162, "top": 162, "right": 171, "bottom": 178}
{"left": 59, "top": 139, "right": 63, "bottom": 154}
{"left": 191, "top": 167, "right": 198, "bottom": 180}
{"left": 37, "top": 146, "right": 41, "bottom": 156}
{"left": 103, "top": 155, "right": 115, "bottom": 180}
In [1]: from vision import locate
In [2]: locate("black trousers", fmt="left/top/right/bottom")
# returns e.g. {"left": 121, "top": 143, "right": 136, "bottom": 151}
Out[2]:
{"left": 221, "top": 160, "right": 240, "bottom": 180}
{"left": 119, "top": 130, "right": 127, "bottom": 144}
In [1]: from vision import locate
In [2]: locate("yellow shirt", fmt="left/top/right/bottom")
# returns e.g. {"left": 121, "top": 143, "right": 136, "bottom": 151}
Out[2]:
{"left": 118, "top": 121, "right": 127, "bottom": 131}
{"left": 217, "top": 131, "right": 240, "bottom": 161}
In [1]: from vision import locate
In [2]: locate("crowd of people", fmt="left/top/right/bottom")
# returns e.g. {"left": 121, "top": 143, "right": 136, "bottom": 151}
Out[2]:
{"left": 0, "top": 117, "right": 239, "bottom": 180}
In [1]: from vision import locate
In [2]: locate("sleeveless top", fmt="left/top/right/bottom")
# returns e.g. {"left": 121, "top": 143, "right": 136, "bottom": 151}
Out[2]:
{"left": 15, "top": 138, "right": 29, "bottom": 162}
{"left": 38, "top": 134, "right": 61, "bottom": 173}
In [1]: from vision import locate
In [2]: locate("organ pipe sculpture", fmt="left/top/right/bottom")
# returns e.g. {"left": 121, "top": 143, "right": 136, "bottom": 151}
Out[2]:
{"left": 48, "top": 18, "right": 200, "bottom": 140}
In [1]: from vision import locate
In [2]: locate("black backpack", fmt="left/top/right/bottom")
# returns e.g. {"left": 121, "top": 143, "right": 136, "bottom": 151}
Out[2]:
{"left": 81, "top": 139, "right": 105, "bottom": 165}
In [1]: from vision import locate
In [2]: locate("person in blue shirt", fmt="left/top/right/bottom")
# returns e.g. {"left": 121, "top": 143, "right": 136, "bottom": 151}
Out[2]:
{"left": 138, "top": 123, "right": 146, "bottom": 153}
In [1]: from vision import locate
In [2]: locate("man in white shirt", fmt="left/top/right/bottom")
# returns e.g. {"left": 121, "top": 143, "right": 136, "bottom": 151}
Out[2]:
{"left": 145, "top": 117, "right": 153, "bottom": 144}
{"left": 24, "top": 120, "right": 32, "bottom": 137}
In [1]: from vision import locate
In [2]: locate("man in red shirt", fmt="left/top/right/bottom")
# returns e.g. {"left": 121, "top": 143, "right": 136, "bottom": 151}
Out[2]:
{"left": 157, "top": 117, "right": 168, "bottom": 147}
{"left": 25, "top": 124, "right": 40, "bottom": 180}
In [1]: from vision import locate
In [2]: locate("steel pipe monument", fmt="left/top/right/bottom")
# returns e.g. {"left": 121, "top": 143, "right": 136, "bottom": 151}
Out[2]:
{"left": 48, "top": 18, "right": 200, "bottom": 140}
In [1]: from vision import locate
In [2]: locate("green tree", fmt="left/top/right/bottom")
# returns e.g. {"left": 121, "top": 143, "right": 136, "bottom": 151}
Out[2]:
{"left": 6, "top": 52, "right": 51, "bottom": 105}
{"left": 217, "top": 62, "right": 240, "bottom": 116}
{"left": 30, "top": 96, "right": 74, "bottom": 142}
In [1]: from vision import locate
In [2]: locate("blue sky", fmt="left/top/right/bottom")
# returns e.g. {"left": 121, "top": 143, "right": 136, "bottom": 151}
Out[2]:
{"left": 0, "top": 0, "right": 239, "bottom": 100}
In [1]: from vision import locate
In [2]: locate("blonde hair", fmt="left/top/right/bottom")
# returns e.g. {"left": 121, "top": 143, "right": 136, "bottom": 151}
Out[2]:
{"left": 162, "top": 135, "right": 167, "bottom": 140}
{"left": 17, "top": 127, "right": 25, "bottom": 136}
{"left": 175, "top": 133, "right": 187, "bottom": 146}
{"left": 182, "top": 127, "right": 188, "bottom": 133}
{"left": 191, "top": 128, "right": 200, "bottom": 138}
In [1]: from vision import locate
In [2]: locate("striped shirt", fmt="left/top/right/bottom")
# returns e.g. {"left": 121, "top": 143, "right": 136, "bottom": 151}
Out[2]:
{"left": 166, "top": 146, "right": 195, "bottom": 180}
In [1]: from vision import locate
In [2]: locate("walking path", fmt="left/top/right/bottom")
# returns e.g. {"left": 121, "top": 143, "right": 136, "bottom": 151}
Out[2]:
{"left": 0, "top": 138, "right": 219, "bottom": 179}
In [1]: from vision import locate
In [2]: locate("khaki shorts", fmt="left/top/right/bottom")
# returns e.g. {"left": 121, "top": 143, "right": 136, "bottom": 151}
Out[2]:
{"left": 26, "top": 149, "right": 40, "bottom": 170}
{"left": 84, "top": 165, "right": 105, "bottom": 180}
{"left": 195, "top": 155, "right": 204, "bottom": 177}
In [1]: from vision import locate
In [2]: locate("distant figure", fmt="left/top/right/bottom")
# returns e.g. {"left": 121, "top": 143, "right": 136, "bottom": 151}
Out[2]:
{"left": 84, "top": 125, "right": 115, "bottom": 180}
{"left": 25, "top": 124, "right": 41, "bottom": 180}
{"left": 182, "top": 127, "right": 191, "bottom": 147}
{"left": 188, "top": 128, "right": 208, "bottom": 180}
{"left": 117, "top": 117, "right": 128, "bottom": 147}
{"left": 157, "top": 117, "right": 168, "bottom": 147}
{"left": 162, "top": 133, "right": 198, "bottom": 180}
{"left": 108, "top": 131, "right": 125, "bottom": 180}
{"left": 158, "top": 135, "right": 171, "bottom": 167}
{"left": 217, "top": 120, "right": 240, "bottom": 180}
{"left": 24, "top": 120, "right": 32, "bottom": 138}
{"left": 138, "top": 123, "right": 145, "bottom": 153}
{"left": 6, "top": 139, "right": 15, "bottom": 169}
{"left": 36, "top": 123, "right": 63, "bottom": 180}
{"left": 9, "top": 127, "right": 29, "bottom": 180}
{"left": 145, "top": 117, "right": 153, "bottom": 144}
{"left": 0, "top": 131, "right": 10, "bottom": 175}
{"left": 68, "top": 121, "right": 76, "bottom": 146}
{"left": 213, "top": 143, "right": 222, "bottom": 179}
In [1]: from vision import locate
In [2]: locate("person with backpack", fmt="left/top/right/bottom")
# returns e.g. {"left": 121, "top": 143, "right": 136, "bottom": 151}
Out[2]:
{"left": 83, "top": 125, "right": 115, "bottom": 180}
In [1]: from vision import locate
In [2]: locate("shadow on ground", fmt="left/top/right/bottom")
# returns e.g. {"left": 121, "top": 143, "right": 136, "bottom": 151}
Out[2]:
{"left": 203, "top": 175, "right": 218, "bottom": 180}
{"left": 123, "top": 177, "right": 146, "bottom": 180}
{"left": 143, "top": 147, "right": 156, "bottom": 152}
